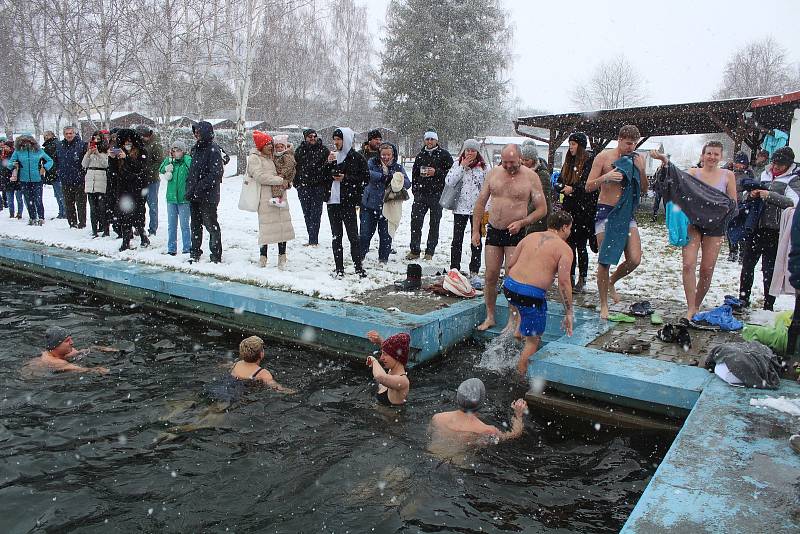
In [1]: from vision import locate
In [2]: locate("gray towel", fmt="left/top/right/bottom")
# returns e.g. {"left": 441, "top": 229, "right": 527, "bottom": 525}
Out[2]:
{"left": 707, "top": 341, "right": 782, "bottom": 389}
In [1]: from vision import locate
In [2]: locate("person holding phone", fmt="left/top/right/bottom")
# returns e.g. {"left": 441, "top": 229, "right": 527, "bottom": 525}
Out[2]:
{"left": 82, "top": 131, "right": 110, "bottom": 237}
{"left": 408, "top": 131, "right": 453, "bottom": 260}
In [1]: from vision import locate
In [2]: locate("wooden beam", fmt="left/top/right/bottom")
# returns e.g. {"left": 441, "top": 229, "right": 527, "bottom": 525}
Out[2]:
{"left": 706, "top": 111, "right": 738, "bottom": 144}
{"left": 513, "top": 122, "right": 550, "bottom": 144}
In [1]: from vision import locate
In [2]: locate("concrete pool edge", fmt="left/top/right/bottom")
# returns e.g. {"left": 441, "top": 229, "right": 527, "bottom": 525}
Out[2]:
{"left": 529, "top": 342, "right": 800, "bottom": 533}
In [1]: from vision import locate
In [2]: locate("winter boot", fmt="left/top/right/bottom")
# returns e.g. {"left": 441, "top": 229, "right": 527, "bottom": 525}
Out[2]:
{"left": 140, "top": 233, "right": 150, "bottom": 248}
{"left": 278, "top": 254, "right": 287, "bottom": 270}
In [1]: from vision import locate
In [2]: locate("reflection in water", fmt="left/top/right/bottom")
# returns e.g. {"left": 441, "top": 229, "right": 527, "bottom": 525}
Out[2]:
{"left": 0, "top": 273, "right": 674, "bottom": 532}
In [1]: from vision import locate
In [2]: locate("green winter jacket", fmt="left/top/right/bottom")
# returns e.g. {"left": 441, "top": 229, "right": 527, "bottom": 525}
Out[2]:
{"left": 160, "top": 155, "right": 192, "bottom": 204}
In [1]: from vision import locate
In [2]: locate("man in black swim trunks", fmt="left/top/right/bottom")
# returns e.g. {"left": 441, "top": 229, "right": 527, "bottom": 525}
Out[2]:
{"left": 472, "top": 144, "right": 547, "bottom": 331}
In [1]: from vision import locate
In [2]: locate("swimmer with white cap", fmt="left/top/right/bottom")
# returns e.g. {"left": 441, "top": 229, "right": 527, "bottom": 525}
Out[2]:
{"left": 428, "top": 378, "right": 527, "bottom": 446}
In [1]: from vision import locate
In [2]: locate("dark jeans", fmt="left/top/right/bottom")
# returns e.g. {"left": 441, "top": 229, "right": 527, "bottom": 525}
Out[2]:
{"left": 52, "top": 179, "right": 65, "bottom": 217}
{"left": 5, "top": 187, "right": 23, "bottom": 216}
{"left": 409, "top": 193, "right": 442, "bottom": 255}
{"left": 297, "top": 185, "right": 325, "bottom": 245}
{"left": 568, "top": 233, "right": 589, "bottom": 280}
{"left": 651, "top": 190, "right": 663, "bottom": 217}
{"left": 327, "top": 203, "right": 361, "bottom": 273}
{"left": 739, "top": 227, "right": 779, "bottom": 309}
{"left": 63, "top": 182, "right": 87, "bottom": 227}
{"left": 451, "top": 213, "right": 481, "bottom": 273}
{"left": 359, "top": 206, "right": 392, "bottom": 262}
{"left": 21, "top": 182, "right": 44, "bottom": 220}
{"left": 260, "top": 243, "right": 286, "bottom": 256}
{"left": 87, "top": 192, "right": 107, "bottom": 234}
{"left": 190, "top": 201, "right": 222, "bottom": 262}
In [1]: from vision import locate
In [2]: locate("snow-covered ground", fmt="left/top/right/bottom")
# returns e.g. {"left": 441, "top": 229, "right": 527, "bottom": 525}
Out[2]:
{"left": 0, "top": 165, "right": 794, "bottom": 312}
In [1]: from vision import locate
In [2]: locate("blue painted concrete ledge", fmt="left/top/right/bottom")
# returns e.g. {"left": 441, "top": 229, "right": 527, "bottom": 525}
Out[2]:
{"left": 530, "top": 342, "right": 800, "bottom": 533}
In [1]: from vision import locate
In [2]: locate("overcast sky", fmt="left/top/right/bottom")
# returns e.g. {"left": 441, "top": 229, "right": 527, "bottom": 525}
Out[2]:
{"left": 366, "top": 0, "right": 800, "bottom": 113}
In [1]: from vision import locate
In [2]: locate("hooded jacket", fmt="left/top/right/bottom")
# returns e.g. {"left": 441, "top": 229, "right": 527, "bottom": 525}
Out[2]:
{"left": 411, "top": 144, "right": 454, "bottom": 198}
{"left": 756, "top": 163, "right": 800, "bottom": 230}
{"left": 294, "top": 139, "right": 330, "bottom": 188}
{"left": 322, "top": 127, "right": 369, "bottom": 207}
{"left": 56, "top": 134, "right": 87, "bottom": 186}
{"left": 6, "top": 136, "right": 54, "bottom": 183}
{"left": 363, "top": 143, "right": 409, "bottom": 211}
{"left": 111, "top": 129, "right": 150, "bottom": 197}
{"left": 186, "top": 121, "right": 225, "bottom": 204}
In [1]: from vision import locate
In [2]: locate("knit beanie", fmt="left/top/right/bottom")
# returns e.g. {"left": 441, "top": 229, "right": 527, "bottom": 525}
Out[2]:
{"left": 772, "top": 147, "right": 795, "bottom": 166}
{"left": 253, "top": 130, "right": 273, "bottom": 151}
{"left": 45, "top": 326, "right": 70, "bottom": 350}
{"left": 462, "top": 139, "right": 480, "bottom": 152}
{"left": 273, "top": 134, "right": 289, "bottom": 147}
{"left": 568, "top": 132, "right": 588, "bottom": 149}
{"left": 456, "top": 378, "right": 486, "bottom": 412}
{"left": 303, "top": 128, "right": 316, "bottom": 138}
{"left": 520, "top": 142, "right": 539, "bottom": 161}
{"left": 171, "top": 140, "right": 187, "bottom": 152}
{"left": 381, "top": 333, "right": 410, "bottom": 365}
{"left": 733, "top": 152, "right": 749, "bottom": 166}
{"left": 368, "top": 129, "right": 382, "bottom": 141}
{"left": 424, "top": 131, "right": 438, "bottom": 141}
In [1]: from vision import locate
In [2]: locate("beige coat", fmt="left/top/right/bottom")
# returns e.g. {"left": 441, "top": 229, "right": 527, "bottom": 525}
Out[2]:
{"left": 82, "top": 151, "right": 108, "bottom": 194}
{"left": 246, "top": 148, "right": 295, "bottom": 245}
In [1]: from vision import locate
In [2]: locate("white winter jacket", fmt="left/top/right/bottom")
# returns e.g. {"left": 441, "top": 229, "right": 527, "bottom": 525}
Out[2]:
{"left": 444, "top": 164, "right": 486, "bottom": 215}
{"left": 82, "top": 151, "right": 109, "bottom": 194}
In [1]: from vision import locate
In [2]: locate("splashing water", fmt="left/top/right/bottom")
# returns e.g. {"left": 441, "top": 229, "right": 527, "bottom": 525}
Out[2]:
{"left": 477, "top": 331, "right": 522, "bottom": 372}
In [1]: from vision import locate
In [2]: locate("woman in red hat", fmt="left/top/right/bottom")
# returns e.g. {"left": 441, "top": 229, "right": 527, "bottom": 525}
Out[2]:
{"left": 364, "top": 330, "right": 410, "bottom": 405}
{"left": 247, "top": 130, "right": 295, "bottom": 269}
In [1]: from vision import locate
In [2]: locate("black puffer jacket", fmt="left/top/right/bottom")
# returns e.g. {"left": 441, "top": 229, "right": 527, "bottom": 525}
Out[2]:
{"left": 411, "top": 144, "right": 453, "bottom": 198}
{"left": 186, "top": 121, "right": 225, "bottom": 204}
{"left": 323, "top": 148, "right": 369, "bottom": 207}
{"left": 42, "top": 137, "right": 58, "bottom": 185}
{"left": 294, "top": 140, "right": 330, "bottom": 188}
{"left": 112, "top": 129, "right": 150, "bottom": 197}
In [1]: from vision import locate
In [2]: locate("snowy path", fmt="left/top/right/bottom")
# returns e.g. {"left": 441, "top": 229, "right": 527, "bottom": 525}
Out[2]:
{"left": 0, "top": 174, "right": 793, "bottom": 312}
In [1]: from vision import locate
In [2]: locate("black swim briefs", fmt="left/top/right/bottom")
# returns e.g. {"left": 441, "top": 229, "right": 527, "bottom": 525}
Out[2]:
{"left": 485, "top": 224, "right": 524, "bottom": 247}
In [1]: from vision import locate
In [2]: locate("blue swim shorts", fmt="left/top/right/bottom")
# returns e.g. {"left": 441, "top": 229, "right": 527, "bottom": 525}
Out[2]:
{"left": 502, "top": 276, "right": 547, "bottom": 337}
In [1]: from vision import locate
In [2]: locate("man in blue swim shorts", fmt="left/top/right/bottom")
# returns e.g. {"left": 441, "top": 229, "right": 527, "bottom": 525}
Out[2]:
{"left": 503, "top": 211, "right": 575, "bottom": 375}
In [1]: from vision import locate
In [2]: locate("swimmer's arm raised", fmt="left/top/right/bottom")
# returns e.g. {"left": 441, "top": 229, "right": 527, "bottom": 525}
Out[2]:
{"left": 496, "top": 399, "right": 527, "bottom": 441}
{"left": 370, "top": 360, "right": 408, "bottom": 390}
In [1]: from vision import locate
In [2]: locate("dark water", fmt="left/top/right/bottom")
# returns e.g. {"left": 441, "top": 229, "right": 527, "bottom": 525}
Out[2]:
{"left": 0, "top": 274, "right": 674, "bottom": 533}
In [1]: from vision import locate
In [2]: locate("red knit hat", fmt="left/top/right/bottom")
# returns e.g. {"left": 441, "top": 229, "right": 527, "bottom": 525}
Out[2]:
{"left": 253, "top": 130, "right": 273, "bottom": 151}
{"left": 381, "top": 333, "right": 410, "bottom": 365}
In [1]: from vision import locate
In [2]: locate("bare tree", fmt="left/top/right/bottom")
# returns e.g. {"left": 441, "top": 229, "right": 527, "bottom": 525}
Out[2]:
{"left": 331, "top": 0, "right": 373, "bottom": 128}
{"left": 570, "top": 56, "right": 648, "bottom": 111}
{"left": 715, "top": 37, "right": 798, "bottom": 98}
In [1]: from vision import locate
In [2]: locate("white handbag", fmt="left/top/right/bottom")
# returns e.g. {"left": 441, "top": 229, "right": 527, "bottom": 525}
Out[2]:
{"left": 238, "top": 171, "right": 260, "bottom": 212}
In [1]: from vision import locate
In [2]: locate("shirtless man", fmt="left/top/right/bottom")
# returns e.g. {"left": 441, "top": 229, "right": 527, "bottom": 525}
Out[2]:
{"left": 473, "top": 144, "right": 547, "bottom": 331}
{"left": 26, "top": 326, "right": 110, "bottom": 374}
{"left": 585, "top": 125, "right": 648, "bottom": 319}
{"left": 429, "top": 378, "right": 526, "bottom": 454}
{"left": 503, "top": 211, "right": 575, "bottom": 375}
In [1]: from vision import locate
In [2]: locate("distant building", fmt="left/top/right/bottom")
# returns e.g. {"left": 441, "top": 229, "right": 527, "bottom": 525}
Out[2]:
{"left": 78, "top": 111, "right": 156, "bottom": 139}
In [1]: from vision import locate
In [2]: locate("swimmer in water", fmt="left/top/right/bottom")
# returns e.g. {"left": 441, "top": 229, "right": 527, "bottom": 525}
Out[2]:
{"left": 365, "top": 331, "right": 410, "bottom": 405}
{"left": 230, "top": 335, "right": 295, "bottom": 393}
{"left": 429, "top": 378, "right": 526, "bottom": 452}
{"left": 25, "top": 326, "right": 111, "bottom": 374}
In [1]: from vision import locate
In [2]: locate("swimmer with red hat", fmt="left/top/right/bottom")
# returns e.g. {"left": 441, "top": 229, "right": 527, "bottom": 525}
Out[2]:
{"left": 365, "top": 331, "right": 411, "bottom": 405}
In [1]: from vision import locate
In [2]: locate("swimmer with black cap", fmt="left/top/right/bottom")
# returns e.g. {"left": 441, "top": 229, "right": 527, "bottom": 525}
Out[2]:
{"left": 429, "top": 378, "right": 527, "bottom": 446}
{"left": 25, "top": 326, "right": 112, "bottom": 374}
